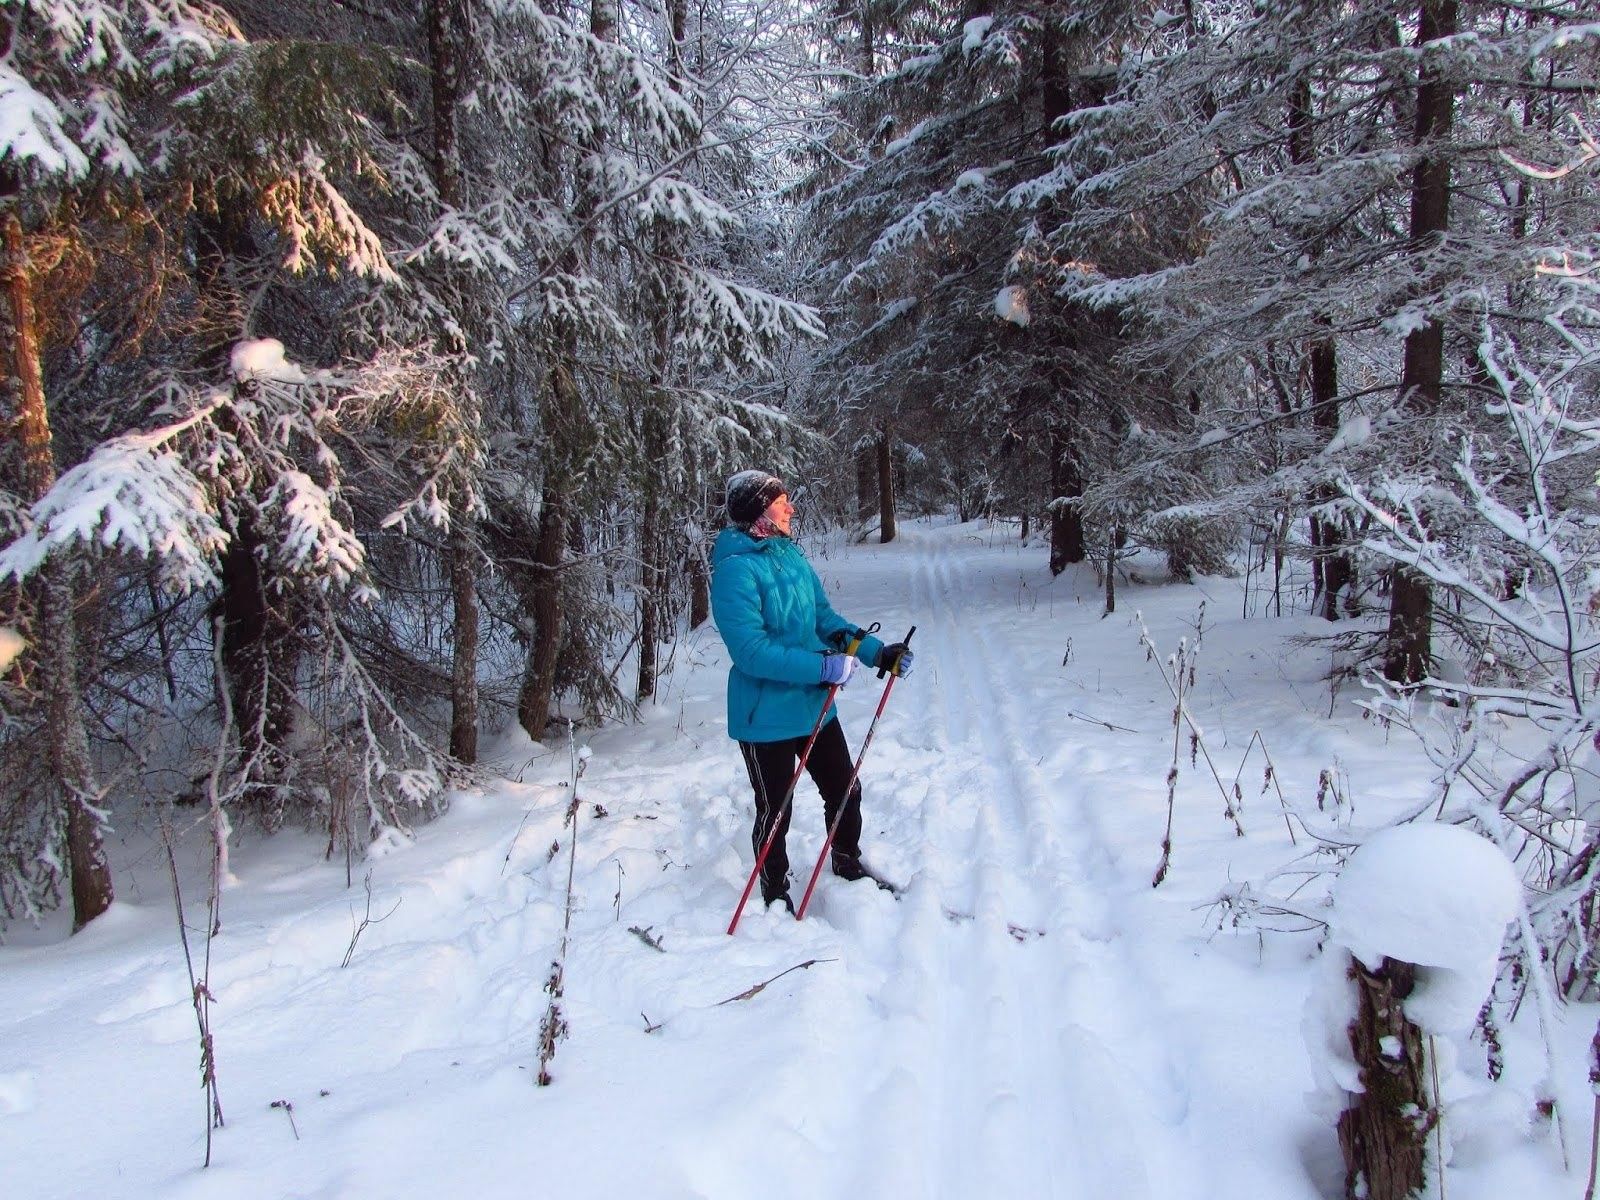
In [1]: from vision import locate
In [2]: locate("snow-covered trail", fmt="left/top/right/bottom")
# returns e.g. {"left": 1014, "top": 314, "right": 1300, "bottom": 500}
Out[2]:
{"left": 21, "top": 516, "right": 1547, "bottom": 1200}
{"left": 795, "top": 529, "right": 1199, "bottom": 1199}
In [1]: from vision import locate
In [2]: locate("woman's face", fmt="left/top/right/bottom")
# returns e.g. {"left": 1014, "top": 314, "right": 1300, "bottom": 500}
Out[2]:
{"left": 764, "top": 492, "right": 794, "bottom": 535}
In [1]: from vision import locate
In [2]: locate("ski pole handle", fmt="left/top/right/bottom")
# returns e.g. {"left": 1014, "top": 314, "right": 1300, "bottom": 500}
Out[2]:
{"left": 827, "top": 621, "right": 879, "bottom": 674}
{"left": 876, "top": 625, "right": 916, "bottom": 679}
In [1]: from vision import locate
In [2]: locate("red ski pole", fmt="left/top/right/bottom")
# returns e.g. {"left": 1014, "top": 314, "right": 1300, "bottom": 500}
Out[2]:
{"left": 726, "top": 627, "right": 874, "bottom": 935}
{"left": 795, "top": 626, "right": 914, "bottom": 921}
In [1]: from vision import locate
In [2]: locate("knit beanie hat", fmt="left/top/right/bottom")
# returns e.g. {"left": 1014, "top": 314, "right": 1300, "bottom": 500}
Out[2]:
{"left": 725, "top": 470, "right": 786, "bottom": 527}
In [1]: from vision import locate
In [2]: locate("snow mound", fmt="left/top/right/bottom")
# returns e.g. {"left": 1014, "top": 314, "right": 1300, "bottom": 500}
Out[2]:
{"left": 1331, "top": 822, "right": 1518, "bottom": 1033}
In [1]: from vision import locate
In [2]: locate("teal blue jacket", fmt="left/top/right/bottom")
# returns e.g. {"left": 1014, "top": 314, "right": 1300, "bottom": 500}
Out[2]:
{"left": 710, "top": 527, "right": 886, "bottom": 742}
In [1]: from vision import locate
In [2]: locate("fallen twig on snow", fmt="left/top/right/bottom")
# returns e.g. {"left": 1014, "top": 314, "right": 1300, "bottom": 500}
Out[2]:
{"left": 628, "top": 925, "right": 664, "bottom": 952}
{"left": 715, "top": 958, "right": 836, "bottom": 1006}
{"left": 1066, "top": 710, "right": 1140, "bottom": 734}
{"left": 270, "top": 1099, "right": 299, "bottom": 1141}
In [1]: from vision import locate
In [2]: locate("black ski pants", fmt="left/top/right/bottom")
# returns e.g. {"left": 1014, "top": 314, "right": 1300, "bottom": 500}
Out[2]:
{"left": 738, "top": 716, "right": 862, "bottom": 901}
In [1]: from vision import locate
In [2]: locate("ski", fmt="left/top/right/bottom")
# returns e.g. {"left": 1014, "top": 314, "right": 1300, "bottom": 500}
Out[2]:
{"left": 856, "top": 864, "right": 903, "bottom": 895}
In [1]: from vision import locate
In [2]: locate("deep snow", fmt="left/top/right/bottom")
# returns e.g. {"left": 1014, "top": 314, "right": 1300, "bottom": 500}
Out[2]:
{"left": 0, "top": 517, "right": 1590, "bottom": 1200}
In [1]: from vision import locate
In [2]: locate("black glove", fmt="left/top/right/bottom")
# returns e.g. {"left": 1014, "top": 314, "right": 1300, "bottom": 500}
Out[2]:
{"left": 829, "top": 627, "right": 868, "bottom": 653}
{"left": 877, "top": 642, "right": 915, "bottom": 679}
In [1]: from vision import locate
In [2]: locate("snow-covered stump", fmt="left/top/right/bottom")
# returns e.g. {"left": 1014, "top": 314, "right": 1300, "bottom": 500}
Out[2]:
{"left": 1337, "top": 956, "right": 1428, "bottom": 1200}
{"left": 1307, "top": 823, "right": 1519, "bottom": 1200}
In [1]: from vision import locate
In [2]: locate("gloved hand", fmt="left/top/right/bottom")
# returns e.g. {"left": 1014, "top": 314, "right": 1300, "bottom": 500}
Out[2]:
{"left": 877, "top": 642, "right": 915, "bottom": 679}
{"left": 820, "top": 653, "right": 859, "bottom": 687}
{"left": 829, "top": 627, "right": 868, "bottom": 654}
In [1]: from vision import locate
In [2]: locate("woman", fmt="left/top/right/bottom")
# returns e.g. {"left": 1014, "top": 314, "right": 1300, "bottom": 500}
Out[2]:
{"left": 709, "top": 470, "right": 914, "bottom": 913}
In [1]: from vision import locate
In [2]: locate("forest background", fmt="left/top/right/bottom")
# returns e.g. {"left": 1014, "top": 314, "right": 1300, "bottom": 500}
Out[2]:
{"left": 1, "top": 0, "right": 1598, "bottom": 1107}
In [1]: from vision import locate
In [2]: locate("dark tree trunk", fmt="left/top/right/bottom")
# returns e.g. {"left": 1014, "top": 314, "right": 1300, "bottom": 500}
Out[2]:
{"left": 877, "top": 426, "right": 897, "bottom": 543}
{"left": 638, "top": 0, "right": 687, "bottom": 703}
{"left": 1336, "top": 957, "right": 1432, "bottom": 1200}
{"left": 1309, "top": 337, "right": 1353, "bottom": 621}
{"left": 856, "top": 449, "right": 876, "bottom": 525}
{"left": 1289, "top": 73, "right": 1355, "bottom": 620}
{"left": 1384, "top": 0, "right": 1457, "bottom": 684}
{"left": 448, "top": 522, "right": 478, "bottom": 762}
{"left": 1041, "top": 30, "right": 1086, "bottom": 577}
{"left": 1048, "top": 421, "right": 1085, "bottom": 575}
{"left": 191, "top": 204, "right": 308, "bottom": 789}
{"left": 3, "top": 208, "right": 113, "bottom": 929}
{"left": 688, "top": 529, "right": 709, "bottom": 629}
{"left": 637, "top": 402, "right": 668, "bottom": 701}
{"left": 518, "top": 483, "right": 568, "bottom": 738}
{"left": 428, "top": 0, "right": 479, "bottom": 763}
{"left": 1383, "top": 570, "right": 1434, "bottom": 685}
{"left": 1102, "top": 526, "right": 1117, "bottom": 616}
{"left": 218, "top": 519, "right": 300, "bottom": 786}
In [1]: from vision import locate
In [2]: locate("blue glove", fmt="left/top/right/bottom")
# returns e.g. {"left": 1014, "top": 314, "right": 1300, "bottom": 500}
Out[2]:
{"left": 820, "top": 653, "right": 858, "bottom": 687}
{"left": 877, "top": 643, "right": 915, "bottom": 679}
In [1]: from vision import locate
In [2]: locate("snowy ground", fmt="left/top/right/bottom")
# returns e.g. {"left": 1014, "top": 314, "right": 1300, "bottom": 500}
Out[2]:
{"left": 1, "top": 517, "right": 1591, "bottom": 1199}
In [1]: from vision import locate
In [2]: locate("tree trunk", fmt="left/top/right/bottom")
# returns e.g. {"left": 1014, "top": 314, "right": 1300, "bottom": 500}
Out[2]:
{"left": 1384, "top": 0, "right": 1457, "bottom": 684}
{"left": 1336, "top": 956, "right": 1431, "bottom": 1200}
{"left": 1102, "top": 525, "right": 1117, "bottom": 616}
{"left": 191, "top": 204, "right": 307, "bottom": 792}
{"left": 637, "top": 403, "right": 667, "bottom": 702}
{"left": 3, "top": 209, "right": 113, "bottom": 929}
{"left": 687, "top": 527, "right": 709, "bottom": 629}
{"left": 1309, "top": 337, "right": 1353, "bottom": 621}
{"left": 1048, "top": 421, "right": 1085, "bottom": 574}
{"left": 877, "top": 425, "right": 897, "bottom": 543}
{"left": 637, "top": 0, "right": 687, "bottom": 703}
{"left": 218, "top": 518, "right": 299, "bottom": 792}
{"left": 518, "top": 483, "right": 568, "bottom": 738}
{"left": 1289, "top": 73, "right": 1355, "bottom": 621}
{"left": 856, "top": 449, "right": 876, "bottom": 525}
{"left": 1383, "top": 570, "right": 1433, "bottom": 685}
{"left": 448, "top": 518, "right": 478, "bottom": 762}
{"left": 428, "top": 0, "right": 479, "bottom": 763}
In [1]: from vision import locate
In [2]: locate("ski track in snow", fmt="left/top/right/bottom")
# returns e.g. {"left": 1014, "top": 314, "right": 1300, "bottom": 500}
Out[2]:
{"left": 776, "top": 531, "right": 1199, "bottom": 1199}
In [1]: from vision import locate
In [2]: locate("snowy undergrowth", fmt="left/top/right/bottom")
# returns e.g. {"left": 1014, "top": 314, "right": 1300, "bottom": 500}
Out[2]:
{"left": 0, "top": 518, "right": 1590, "bottom": 1200}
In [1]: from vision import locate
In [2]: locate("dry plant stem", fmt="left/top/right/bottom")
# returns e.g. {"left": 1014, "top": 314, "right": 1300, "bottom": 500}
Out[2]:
{"left": 341, "top": 871, "right": 400, "bottom": 969}
{"left": 1430, "top": 1035, "right": 1447, "bottom": 1200}
{"left": 1141, "top": 625, "right": 1246, "bottom": 837}
{"left": 162, "top": 826, "right": 224, "bottom": 1167}
{"left": 537, "top": 723, "right": 586, "bottom": 1086}
{"left": 1067, "top": 710, "right": 1139, "bottom": 734}
{"left": 1233, "top": 730, "right": 1298, "bottom": 846}
{"left": 205, "top": 621, "right": 234, "bottom": 936}
{"left": 1588, "top": 1096, "right": 1600, "bottom": 1200}
{"left": 1584, "top": 1020, "right": 1600, "bottom": 1200}
{"left": 1154, "top": 651, "right": 1184, "bottom": 888}
{"left": 715, "top": 958, "right": 836, "bottom": 1005}
{"left": 500, "top": 803, "right": 537, "bottom": 875}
